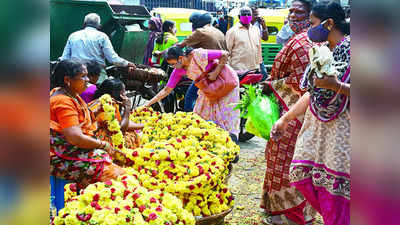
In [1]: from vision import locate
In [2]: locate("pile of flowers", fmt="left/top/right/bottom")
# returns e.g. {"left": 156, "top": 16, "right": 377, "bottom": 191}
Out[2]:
{"left": 125, "top": 107, "right": 238, "bottom": 216}
{"left": 67, "top": 97, "right": 238, "bottom": 219}
{"left": 130, "top": 107, "right": 240, "bottom": 164}
{"left": 53, "top": 174, "right": 195, "bottom": 225}
{"left": 123, "top": 141, "right": 234, "bottom": 216}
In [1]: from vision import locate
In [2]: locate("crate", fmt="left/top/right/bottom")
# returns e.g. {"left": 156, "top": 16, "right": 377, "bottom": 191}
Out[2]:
{"left": 50, "top": 176, "right": 73, "bottom": 213}
{"left": 262, "top": 43, "right": 282, "bottom": 67}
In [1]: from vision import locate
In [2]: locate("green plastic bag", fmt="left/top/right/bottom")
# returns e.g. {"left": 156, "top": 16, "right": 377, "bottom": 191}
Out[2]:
{"left": 245, "top": 93, "right": 280, "bottom": 140}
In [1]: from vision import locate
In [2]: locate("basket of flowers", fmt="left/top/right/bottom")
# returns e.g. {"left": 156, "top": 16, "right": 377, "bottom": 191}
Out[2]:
{"left": 195, "top": 208, "right": 233, "bottom": 225}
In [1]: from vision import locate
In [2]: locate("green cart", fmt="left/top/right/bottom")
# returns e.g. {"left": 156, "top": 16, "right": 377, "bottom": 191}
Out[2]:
{"left": 50, "top": 0, "right": 151, "bottom": 64}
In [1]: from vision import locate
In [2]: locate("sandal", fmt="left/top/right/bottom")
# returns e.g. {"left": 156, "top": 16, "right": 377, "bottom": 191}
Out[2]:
{"left": 261, "top": 215, "right": 285, "bottom": 225}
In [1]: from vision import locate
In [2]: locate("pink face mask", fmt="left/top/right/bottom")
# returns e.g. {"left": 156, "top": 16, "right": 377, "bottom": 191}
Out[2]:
{"left": 240, "top": 15, "right": 252, "bottom": 25}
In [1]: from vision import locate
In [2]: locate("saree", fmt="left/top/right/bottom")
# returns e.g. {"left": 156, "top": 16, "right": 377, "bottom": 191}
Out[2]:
{"left": 262, "top": 32, "right": 315, "bottom": 224}
{"left": 50, "top": 89, "right": 125, "bottom": 188}
{"left": 290, "top": 37, "right": 351, "bottom": 225}
{"left": 186, "top": 48, "right": 240, "bottom": 137}
{"left": 143, "top": 17, "right": 162, "bottom": 65}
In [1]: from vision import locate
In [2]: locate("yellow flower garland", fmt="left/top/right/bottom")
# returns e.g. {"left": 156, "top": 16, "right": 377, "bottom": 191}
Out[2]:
{"left": 98, "top": 94, "right": 130, "bottom": 161}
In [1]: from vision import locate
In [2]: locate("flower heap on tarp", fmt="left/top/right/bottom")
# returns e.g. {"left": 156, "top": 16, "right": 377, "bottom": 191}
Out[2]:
{"left": 53, "top": 174, "right": 195, "bottom": 225}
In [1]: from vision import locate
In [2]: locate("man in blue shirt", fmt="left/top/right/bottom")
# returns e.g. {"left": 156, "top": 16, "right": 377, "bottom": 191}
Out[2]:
{"left": 213, "top": 9, "right": 230, "bottom": 35}
{"left": 60, "top": 13, "right": 135, "bottom": 83}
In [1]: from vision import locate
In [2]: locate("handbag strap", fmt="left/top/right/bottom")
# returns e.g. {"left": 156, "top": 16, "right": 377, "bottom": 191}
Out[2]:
{"left": 195, "top": 60, "right": 219, "bottom": 82}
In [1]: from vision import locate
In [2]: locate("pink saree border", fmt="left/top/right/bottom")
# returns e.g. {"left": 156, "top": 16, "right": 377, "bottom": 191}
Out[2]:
{"left": 291, "top": 177, "right": 350, "bottom": 225}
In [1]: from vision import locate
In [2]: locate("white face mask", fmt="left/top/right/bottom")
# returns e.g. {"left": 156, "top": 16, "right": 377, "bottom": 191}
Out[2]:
{"left": 173, "top": 27, "right": 177, "bottom": 34}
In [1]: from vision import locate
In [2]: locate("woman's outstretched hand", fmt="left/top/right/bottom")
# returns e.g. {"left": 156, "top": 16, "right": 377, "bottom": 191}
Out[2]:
{"left": 120, "top": 93, "right": 132, "bottom": 111}
{"left": 270, "top": 117, "right": 289, "bottom": 141}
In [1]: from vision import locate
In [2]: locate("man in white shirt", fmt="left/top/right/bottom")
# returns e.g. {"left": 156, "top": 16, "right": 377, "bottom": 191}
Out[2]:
{"left": 60, "top": 13, "right": 135, "bottom": 83}
{"left": 226, "top": 7, "right": 263, "bottom": 72}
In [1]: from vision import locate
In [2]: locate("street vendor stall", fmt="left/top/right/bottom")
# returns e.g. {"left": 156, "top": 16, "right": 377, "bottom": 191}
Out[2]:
{"left": 50, "top": 0, "right": 151, "bottom": 64}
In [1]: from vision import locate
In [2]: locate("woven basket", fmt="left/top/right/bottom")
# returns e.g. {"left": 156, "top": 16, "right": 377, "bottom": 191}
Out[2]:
{"left": 195, "top": 208, "right": 233, "bottom": 225}
{"left": 128, "top": 65, "right": 166, "bottom": 83}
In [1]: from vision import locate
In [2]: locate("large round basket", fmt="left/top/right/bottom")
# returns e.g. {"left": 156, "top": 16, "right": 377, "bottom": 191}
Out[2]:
{"left": 195, "top": 208, "right": 233, "bottom": 225}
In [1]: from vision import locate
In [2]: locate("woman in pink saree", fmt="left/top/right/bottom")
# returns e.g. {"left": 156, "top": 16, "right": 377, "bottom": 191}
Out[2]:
{"left": 145, "top": 47, "right": 240, "bottom": 141}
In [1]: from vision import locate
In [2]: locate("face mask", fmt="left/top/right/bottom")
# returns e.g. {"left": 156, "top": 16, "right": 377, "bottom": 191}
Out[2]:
{"left": 289, "top": 19, "right": 310, "bottom": 34}
{"left": 240, "top": 15, "right": 252, "bottom": 25}
{"left": 172, "top": 27, "right": 177, "bottom": 34}
{"left": 173, "top": 59, "right": 183, "bottom": 69}
{"left": 308, "top": 20, "right": 330, "bottom": 42}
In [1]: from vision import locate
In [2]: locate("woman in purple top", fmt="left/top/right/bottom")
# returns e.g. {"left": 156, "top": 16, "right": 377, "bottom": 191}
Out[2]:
{"left": 145, "top": 47, "right": 240, "bottom": 140}
{"left": 80, "top": 60, "right": 101, "bottom": 103}
{"left": 271, "top": 3, "right": 351, "bottom": 225}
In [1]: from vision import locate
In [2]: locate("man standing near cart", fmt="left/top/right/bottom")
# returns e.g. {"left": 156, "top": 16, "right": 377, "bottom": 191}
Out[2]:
{"left": 60, "top": 13, "right": 136, "bottom": 84}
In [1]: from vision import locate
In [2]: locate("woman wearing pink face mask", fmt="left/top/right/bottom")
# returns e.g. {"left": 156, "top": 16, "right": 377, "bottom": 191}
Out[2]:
{"left": 226, "top": 7, "right": 263, "bottom": 72}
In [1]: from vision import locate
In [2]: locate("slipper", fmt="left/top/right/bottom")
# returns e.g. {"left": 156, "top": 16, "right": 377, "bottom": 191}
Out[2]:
{"left": 261, "top": 216, "right": 285, "bottom": 225}
{"left": 261, "top": 217, "right": 274, "bottom": 225}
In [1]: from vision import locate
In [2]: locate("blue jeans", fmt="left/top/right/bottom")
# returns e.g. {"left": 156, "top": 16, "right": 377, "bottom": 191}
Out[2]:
{"left": 260, "top": 62, "right": 268, "bottom": 81}
{"left": 184, "top": 82, "right": 198, "bottom": 112}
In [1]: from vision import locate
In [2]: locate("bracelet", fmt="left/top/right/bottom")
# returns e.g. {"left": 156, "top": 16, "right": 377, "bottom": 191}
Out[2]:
{"left": 337, "top": 82, "right": 343, "bottom": 94}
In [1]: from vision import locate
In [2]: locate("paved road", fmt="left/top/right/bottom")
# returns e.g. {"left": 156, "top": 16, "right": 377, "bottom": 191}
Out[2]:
{"left": 225, "top": 136, "right": 268, "bottom": 224}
